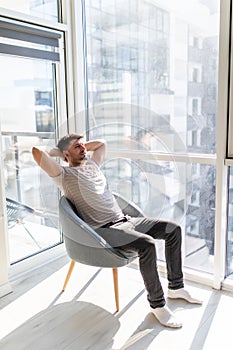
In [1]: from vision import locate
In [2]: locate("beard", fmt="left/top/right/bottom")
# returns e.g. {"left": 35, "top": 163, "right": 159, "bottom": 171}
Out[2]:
{"left": 81, "top": 152, "right": 87, "bottom": 160}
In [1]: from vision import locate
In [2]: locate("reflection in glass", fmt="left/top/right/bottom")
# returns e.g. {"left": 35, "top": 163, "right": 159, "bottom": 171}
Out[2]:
{"left": 185, "top": 164, "right": 215, "bottom": 273}
{"left": 102, "top": 156, "right": 215, "bottom": 274}
{"left": 83, "top": 0, "right": 219, "bottom": 274}
{"left": 84, "top": 0, "right": 219, "bottom": 154}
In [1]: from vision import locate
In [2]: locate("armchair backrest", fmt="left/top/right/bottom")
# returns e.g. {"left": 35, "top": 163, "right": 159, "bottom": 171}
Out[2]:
{"left": 113, "top": 192, "right": 145, "bottom": 218}
{"left": 59, "top": 195, "right": 139, "bottom": 268}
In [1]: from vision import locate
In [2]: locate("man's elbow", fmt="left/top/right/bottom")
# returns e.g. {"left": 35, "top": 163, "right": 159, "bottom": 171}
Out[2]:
{"left": 98, "top": 139, "right": 106, "bottom": 149}
{"left": 32, "top": 146, "right": 43, "bottom": 165}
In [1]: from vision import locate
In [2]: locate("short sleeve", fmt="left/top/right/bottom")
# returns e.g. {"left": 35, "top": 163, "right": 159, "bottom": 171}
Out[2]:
{"left": 50, "top": 168, "right": 64, "bottom": 191}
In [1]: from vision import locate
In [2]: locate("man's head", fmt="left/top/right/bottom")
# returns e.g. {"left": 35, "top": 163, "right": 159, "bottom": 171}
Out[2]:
{"left": 57, "top": 133, "right": 87, "bottom": 166}
{"left": 57, "top": 134, "right": 83, "bottom": 152}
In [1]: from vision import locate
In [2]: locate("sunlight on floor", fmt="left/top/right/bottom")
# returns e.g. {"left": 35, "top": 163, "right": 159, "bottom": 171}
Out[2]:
{"left": 0, "top": 256, "right": 233, "bottom": 350}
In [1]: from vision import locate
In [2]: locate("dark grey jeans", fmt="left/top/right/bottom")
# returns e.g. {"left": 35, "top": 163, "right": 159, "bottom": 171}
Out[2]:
{"left": 96, "top": 216, "right": 184, "bottom": 308}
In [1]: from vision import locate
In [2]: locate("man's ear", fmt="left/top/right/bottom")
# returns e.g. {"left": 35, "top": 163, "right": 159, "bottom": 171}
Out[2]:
{"left": 63, "top": 150, "right": 69, "bottom": 162}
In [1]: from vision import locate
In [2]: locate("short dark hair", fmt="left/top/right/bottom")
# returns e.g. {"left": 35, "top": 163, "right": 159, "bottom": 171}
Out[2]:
{"left": 57, "top": 133, "right": 83, "bottom": 151}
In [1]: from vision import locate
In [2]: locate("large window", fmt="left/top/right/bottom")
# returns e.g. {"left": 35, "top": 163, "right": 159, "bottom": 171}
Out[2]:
{"left": 0, "top": 18, "right": 64, "bottom": 263}
{"left": 82, "top": 0, "right": 220, "bottom": 274}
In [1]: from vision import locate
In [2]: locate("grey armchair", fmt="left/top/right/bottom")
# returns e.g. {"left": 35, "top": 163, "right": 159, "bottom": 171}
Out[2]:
{"left": 59, "top": 193, "right": 145, "bottom": 311}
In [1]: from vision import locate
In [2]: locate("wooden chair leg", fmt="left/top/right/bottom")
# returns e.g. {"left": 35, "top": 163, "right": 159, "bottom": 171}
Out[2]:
{"left": 112, "top": 268, "right": 119, "bottom": 312}
{"left": 62, "top": 260, "right": 76, "bottom": 292}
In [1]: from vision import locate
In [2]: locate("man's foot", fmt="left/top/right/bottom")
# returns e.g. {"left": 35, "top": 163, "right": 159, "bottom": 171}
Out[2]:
{"left": 150, "top": 305, "right": 182, "bottom": 328}
{"left": 167, "top": 288, "right": 203, "bottom": 304}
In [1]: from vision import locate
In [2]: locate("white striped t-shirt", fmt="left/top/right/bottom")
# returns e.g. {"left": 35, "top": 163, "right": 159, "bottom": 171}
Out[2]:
{"left": 52, "top": 159, "right": 123, "bottom": 229}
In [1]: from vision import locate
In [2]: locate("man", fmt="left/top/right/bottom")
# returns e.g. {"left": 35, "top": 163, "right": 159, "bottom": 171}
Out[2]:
{"left": 32, "top": 133, "right": 202, "bottom": 328}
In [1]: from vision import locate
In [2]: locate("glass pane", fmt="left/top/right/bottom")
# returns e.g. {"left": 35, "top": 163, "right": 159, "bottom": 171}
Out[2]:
{"left": 184, "top": 164, "right": 215, "bottom": 273}
{"left": 99, "top": 126, "right": 215, "bottom": 273}
{"left": 0, "top": 0, "right": 59, "bottom": 22}
{"left": 227, "top": 167, "right": 233, "bottom": 278}
{"left": 84, "top": 0, "right": 219, "bottom": 275}
{"left": 84, "top": 0, "right": 220, "bottom": 155}
{"left": 0, "top": 55, "right": 61, "bottom": 264}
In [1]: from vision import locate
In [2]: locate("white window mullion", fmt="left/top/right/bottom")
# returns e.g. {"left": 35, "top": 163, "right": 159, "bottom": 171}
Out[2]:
{"left": 213, "top": 0, "right": 231, "bottom": 289}
{"left": 62, "top": 0, "right": 87, "bottom": 135}
{"left": 55, "top": 32, "right": 70, "bottom": 137}
{"left": 0, "top": 121, "right": 12, "bottom": 297}
{"left": 228, "top": 0, "right": 233, "bottom": 158}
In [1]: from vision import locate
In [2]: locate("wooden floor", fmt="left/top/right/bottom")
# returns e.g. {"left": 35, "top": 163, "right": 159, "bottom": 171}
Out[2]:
{"left": 0, "top": 244, "right": 233, "bottom": 350}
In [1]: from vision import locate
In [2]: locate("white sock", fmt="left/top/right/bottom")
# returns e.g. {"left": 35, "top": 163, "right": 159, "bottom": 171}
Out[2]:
{"left": 150, "top": 305, "right": 182, "bottom": 328}
{"left": 167, "top": 288, "right": 203, "bottom": 304}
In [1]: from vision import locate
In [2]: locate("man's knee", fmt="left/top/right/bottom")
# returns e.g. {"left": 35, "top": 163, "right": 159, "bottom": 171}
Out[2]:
{"left": 138, "top": 236, "right": 156, "bottom": 251}
{"left": 165, "top": 222, "right": 181, "bottom": 235}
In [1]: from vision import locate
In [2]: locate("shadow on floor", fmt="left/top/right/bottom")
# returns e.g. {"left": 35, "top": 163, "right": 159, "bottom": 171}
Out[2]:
{"left": 0, "top": 300, "right": 120, "bottom": 350}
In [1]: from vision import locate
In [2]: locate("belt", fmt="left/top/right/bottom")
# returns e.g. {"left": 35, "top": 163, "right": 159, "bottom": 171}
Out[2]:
{"left": 100, "top": 215, "right": 129, "bottom": 228}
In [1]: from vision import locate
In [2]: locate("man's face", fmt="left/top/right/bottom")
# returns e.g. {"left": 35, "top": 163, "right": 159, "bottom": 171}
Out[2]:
{"left": 64, "top": 138, "right": 87, "bottom": 166}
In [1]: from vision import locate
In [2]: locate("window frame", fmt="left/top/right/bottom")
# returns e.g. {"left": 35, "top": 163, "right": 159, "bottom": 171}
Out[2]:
{"left": 68, "top": 0, "right": 231, "bottom": 290}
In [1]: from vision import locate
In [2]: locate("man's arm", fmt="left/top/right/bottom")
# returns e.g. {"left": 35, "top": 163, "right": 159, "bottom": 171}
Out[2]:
{"left": 85, "top": 139, "right": 106, "bottom": 165}
{"left": 32, "top": 147, "right": 62, "bottom": 177}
